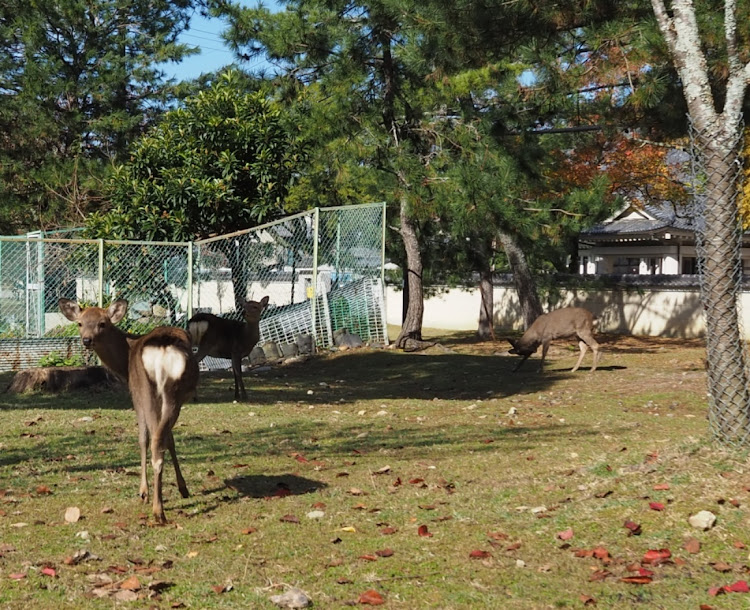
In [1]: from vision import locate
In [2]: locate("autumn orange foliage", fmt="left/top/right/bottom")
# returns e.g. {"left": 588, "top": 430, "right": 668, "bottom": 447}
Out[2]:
{"left": 545, "top": 132, "right": 688, "bottom": 207}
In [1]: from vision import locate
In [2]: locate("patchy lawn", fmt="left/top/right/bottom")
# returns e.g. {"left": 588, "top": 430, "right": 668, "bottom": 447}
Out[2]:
{"left": 1, "top": 331, "right": 747, "bottom": 609}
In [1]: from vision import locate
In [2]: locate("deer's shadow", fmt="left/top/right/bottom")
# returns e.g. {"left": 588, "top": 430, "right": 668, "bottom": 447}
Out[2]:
{"left": 223, "top": 474, "right": 326, "bottom": 499}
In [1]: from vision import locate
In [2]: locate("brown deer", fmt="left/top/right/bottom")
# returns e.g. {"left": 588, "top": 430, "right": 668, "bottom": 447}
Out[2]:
{"left": 59, "top": 298, "right": 198, "bottom": 524}
{"left": 508, "top": 306, "right": 601, "bottom": 372}
{"left": 187, "top": 295, "right": 269, "bottom": 401}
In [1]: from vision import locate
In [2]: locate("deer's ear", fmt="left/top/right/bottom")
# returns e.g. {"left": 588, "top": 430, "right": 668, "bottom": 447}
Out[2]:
{"left": 260, "top": 296, "right": 269, "bottom": 308}
{"left": 59, "top": 299, "right": 82, "bottom": 322}
{"left": 108, "top": 299, "right": 128, "bottom": 324}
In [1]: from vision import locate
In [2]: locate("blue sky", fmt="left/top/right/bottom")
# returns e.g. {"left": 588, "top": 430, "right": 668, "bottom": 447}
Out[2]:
{"left": 164, "top": 2, "right": 279, "bottom": 81}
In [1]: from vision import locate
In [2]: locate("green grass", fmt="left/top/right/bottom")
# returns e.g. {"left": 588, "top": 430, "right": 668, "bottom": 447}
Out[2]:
{"left": 0, "top": 332, "right": 746, "bottom": 608}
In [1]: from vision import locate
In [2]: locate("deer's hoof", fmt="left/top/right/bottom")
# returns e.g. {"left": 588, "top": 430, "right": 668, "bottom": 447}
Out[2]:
{"left": 179, "top": 486, "right": 190, "bottom": 499}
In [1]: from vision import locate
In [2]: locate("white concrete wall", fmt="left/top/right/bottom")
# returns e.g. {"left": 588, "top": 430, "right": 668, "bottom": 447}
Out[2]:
{"left": 385, "top": 284, "right": 734, "bottom": 338}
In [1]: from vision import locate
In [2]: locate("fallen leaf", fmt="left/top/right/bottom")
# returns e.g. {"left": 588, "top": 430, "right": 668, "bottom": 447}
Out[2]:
{"left": 36, "top": 485, "right": 52, "bottom": 495}
{"left": 359, "top": 554, "right": 378, "bottom": 562}
{"left": 212, "top": 583, "right": 233, "bottom": 594}
{"left": 711, "top": 562, "right": 732, "bottom": 572}
{"left": 375, "top": 549, "right": 394, "bottom": 557}
{"left": 580, "top": 594, "right": 597, "bottom": 605}
{"left": 113, "top": 590, "right": 139, "bottom": 601}
{"left": 417, "top": 525, "right": 433, "bottom": 537}
{"left": 649, "top": 502, "right": 665, "bottom": 511}
{"left": 242, "top": 527, "right": 258, "bottom": 535}
{"left": 380, "top": 527, "right": 397, "bottom": 535}
{"left": 589, "top": 570, "right": 611, "bottom": 582}
{"left": 40, "top": 567, "right": 57, "bottom": 578}
{"left": 653, "top": 483, "right": 670, "bottom": 490}
{"left": 280, "top": 514, "right": 300, "bottom": 524}
{"left": 469, "top": 550, "right": 491, "bottom": 559}
{"left": 683, "top": 537, "right": 701, "bottom": 554}
{"left": 8, "top": 573, "right": 26, "bottom": 580}
{"left": 340, "top": 526, "right": 357, "bottom": 533}
{"left": 623, "top": 520, "right": 642, "bottom": 536}
{"left": 621, "top": 575, "right": 653, "bottom": 584}
{"left": 724, "top": 580, "right": 750, "bottom": 593}
{"left": 557, "top": 528, "right": 574, "bottom": 541}
{"left": 642, "top": 549, "right": 671, "bottom": 565}
{"left": 119, "top": 576, "right": 141, "bottom": 591}
{"left": 358, "top": 589, "right": 385, "bottom": 605}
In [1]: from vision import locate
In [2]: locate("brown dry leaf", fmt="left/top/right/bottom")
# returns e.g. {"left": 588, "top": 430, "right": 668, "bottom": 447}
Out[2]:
{"left": 711, "top": 562, "right": 732, "bottom": 572}
{"left": 380, "top": 527, "right": 397, "bottom": 535}
{"left": 684, "top": 538, "right": 701, "bottom": 554}
{"left": 113, "top": 590, "right": 139, "bottom": 601}
{"left": 36, "top": 485, "right": 52, "bottom": 495}
{"left": 358, "top": 589, "right": 385, "bottom": 605}
{"left": 119, "top": 576, "right": 141, "bottom": 591}
{"left": 580, "top": 594, "right": 597, "bottom": 605}
{"left": 469, "top": 550, "right": 491, "bottom": 559}
{"left": 280, "top": 514, "right": 300, "bottom": 524}
{"left": 417, "top": 524, "right": 433, "bottom": 537}
{"left": 375, "top": 549, "right": 394, "bottom": 558}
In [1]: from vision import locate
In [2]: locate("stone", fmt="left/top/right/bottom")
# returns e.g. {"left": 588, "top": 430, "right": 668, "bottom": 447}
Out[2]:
{"left": 295, "top": 333, "right": 314, "bottom": 355}
{"left": 688, "top": 510, "right": 716, "bottom": 530}
{"left": 250, "top": 346, "right": 266, "bottom": 365}
{"left": 270, "top": 587, "right": 312, "bottom": 608}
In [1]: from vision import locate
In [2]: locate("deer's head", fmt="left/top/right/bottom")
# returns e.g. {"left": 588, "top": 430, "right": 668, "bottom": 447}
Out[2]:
{"left": 239, "top": 296, "right": 269, "bottom": 324}
{"left": 59, "top": 299, "right": 129, "bottom": 350}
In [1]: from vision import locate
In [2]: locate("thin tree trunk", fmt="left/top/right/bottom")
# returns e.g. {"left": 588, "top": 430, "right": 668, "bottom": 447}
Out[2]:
{"left": 497, "top": 230, "right": 543, "bottom": 328}
{"left": 395, "top": 195, "right": 428, "bottom": 349}
{"left": 477, "top": 265, "right": 495, "bottom": 340}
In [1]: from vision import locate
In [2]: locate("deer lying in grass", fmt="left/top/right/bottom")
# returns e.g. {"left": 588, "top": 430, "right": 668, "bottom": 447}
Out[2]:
{"left": 188, "top": 296, "right": 269, "bottom": 401}
{"left": 508, "top": 306, "right": 601, "bottom": 372}
{"left": 59, "top": 298, "right": 198, "bottom": 524}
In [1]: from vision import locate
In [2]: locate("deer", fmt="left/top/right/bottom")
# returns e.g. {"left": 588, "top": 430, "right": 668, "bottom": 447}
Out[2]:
{"left": 187, "top": 295, "right": 269, "bottom": 401}
{"left": 508, "top": 306, "right": 601, "bottom": 373}
{"left": 59, "top": 298, "right": 198, "bottom": 524}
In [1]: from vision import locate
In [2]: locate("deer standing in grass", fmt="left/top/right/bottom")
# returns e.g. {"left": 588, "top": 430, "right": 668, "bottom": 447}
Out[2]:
{"left": 187, "top": 295, "right": 269, "bottom": 401}
{"left": 59, "top": 298, "right": 198, "bottom": 524}
{"left": 508, "top": 306, "right": 601, "bottom": 372}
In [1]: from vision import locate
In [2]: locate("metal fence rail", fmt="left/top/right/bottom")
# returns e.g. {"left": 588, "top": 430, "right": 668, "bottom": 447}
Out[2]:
{"left": 0, "top": 203, "right": 387, "bottom": 372}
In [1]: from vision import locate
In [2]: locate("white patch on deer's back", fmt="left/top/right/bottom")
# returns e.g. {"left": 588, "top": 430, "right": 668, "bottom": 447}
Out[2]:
{"left": 188, "top": 320, "right": 209, "bottom": 346}
{"left": 141, "top": 345, "right": 187, "bottom": 398}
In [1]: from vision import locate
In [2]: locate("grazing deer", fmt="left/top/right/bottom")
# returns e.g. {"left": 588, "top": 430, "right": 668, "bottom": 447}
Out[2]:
{"left": 508, "top": 306, "right": 601, "bottom": 372}
{"left": 59, "top": 298, "right": 198, "bottom": 524}
{"left": 187, "top": 296, "right": 269, "bottom": 401}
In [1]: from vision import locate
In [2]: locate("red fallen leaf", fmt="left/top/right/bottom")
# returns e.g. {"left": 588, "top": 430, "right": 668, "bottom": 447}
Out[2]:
{"left": 683, "top": 537, "right": 700, "bottom": 554}
{"left": 409, "top": 478, "right": 424, "bottom": 485}
{"left": 708, "top": 586, "right": 725, "bottom": 597}
{"left": 469, "top": 550, "right": 491, "bottom": 559}
{"left": 621, "top": 575, "right": 653, "bottom": 584}
{"left": 673, "top": 557, "right": 687, "bottom": 566}
{"left": 40, "top": 567, "right": 56, "bottom": 578}
{"left": 294, "top": 455, "right": 308, "bottom": 463}
{"left": 700, "top": 604, "right": 717, "bottom": 609}
{"left": 574, "top": 549, "right": 594, "bottom": 558}
{"left": 212, "top": 584, "right": 232, "bottom": 594}
{"left": 557, "top": 528, "right": 574, "bottom": 541}
{"left": 636, "top": 568, "right": 654, "bottom": 577}
{"left": 735, "top": 540, "right": 747, "bottom": 549}
{"left": 724, "top": 580, "right": 750, "bottom": 593}
{"left": 375, "top": 549, "right": 394, "bottom": 557}
{"left": 312, "top": 501, "right": 326, "bottom": 510}
{"left": 649, "top": 502, "right": 665, "bottom": 511}
{"left": 642, "top": 549, "right": 671, "bottom": 565}
{"left": 623, "top": 520, "right": 642, "bottom": 536}
{"left": 359, "top": 554, "right": 378, "bottom": 561}
{"left": 392, "top": 477, "right": 402, "bottom": 487}
{"left": 592, "top": 547, "right": 611, "bottom": 561}
{"left": 417, "top": 525, "right": 433, "bottom": 537}
{"left": 505, "top": 542, "right": 522, "bottom": 551}
{"left": 36, "top": 485, "right": 52, "bottom": 495}
{"left": 380, "top": 527, "right": 397, "bottom": 535}
{"left": 280, "top": 514, "right": 300, "bottom": 523}
{"left": 242, "top": 527, "right": 257, "bottom": 535}
{"left": 337, "top": 577, "right": 353, "bottom": 584}
{"left": 358, "top": 589, "right": 385, "bottom": 605}
{"left": 653, "top": 483, "right": 670, "bottom": 490}
{"left": 9, "top": 573, "right": 26, "bottom": 580}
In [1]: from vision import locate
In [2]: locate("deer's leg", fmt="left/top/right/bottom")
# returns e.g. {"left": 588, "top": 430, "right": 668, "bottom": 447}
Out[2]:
{"left": 571, "top": 340, "right": 588, "bottom": 372}
{"left": 539, "top": 341, "right": 551, "bottom": 371}
{"left": 136, "top": 412, "right": 149, "bottom": 503}
{"left": 150, "top": 427, "right": 167, "bottom": 524}
{"left": 512, "top": 354, "right": 531, "bottom": 372}
{"left": 232, "top": 353, "right": 247, "bottom": 401}
{"left": 578, "top": 331, "right": 601, "bottom": 372}
{"left": 166, "top": 429, "right": 189, "bottom": 498}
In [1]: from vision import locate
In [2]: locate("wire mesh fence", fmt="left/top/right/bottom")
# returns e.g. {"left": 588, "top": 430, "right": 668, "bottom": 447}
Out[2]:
{"left": 688, "top": 115, "right": 750, "bottom": 445}
{"left": 0, "top": 203, "right": 387, "bottom": 372}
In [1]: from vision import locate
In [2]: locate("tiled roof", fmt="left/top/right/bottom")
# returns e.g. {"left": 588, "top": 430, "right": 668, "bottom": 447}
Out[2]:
{"left": 582, "top": 202, "right": 694, "bottom": 236}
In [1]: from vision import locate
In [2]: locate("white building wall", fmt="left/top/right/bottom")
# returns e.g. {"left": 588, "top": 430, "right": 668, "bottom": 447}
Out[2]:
{"left": 384, "top": 283, "right": 737, "bottom": 339}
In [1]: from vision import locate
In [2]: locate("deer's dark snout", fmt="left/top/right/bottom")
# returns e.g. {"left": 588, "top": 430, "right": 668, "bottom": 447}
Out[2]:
{"left": 81, "top": 336, "right": 94, "bottom": 349}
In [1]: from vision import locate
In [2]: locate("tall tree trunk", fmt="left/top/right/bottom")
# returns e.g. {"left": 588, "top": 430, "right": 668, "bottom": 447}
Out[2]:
{"left": 477, "top": 265, "right": 495, "bottom": 340}
{"left": 497, "top": 230, "right": 543, "bottom": 328}
{"left": 395, "top": 195, "right": 426, "bottom": 348}
{"left": 696, "top": 133, "right": 750, "bottom": 441}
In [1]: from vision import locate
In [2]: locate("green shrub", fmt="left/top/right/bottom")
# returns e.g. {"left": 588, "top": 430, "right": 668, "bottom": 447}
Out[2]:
{"left": 38, "top": 351, "right": 85, "bottom": 368}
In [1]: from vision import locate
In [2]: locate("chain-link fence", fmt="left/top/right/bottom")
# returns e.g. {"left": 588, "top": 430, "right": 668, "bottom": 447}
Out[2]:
{"left": 689, "top": 115, "right": 750, "bottom": 445}
{"left": 0, "top": 203, "right": 387, "bottom": 372}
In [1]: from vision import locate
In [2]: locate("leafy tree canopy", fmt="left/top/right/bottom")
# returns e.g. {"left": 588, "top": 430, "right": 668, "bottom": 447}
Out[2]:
{"left": 85, "top": 70, "right": 306, "bottom": 241}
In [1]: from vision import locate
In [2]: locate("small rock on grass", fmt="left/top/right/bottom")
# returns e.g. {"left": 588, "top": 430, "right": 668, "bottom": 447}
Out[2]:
{"left": 270, "top": 587, "right": 312, "bottom": 608}
{"left": 688, "top": 510, "right": 717, "bottom": 530}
